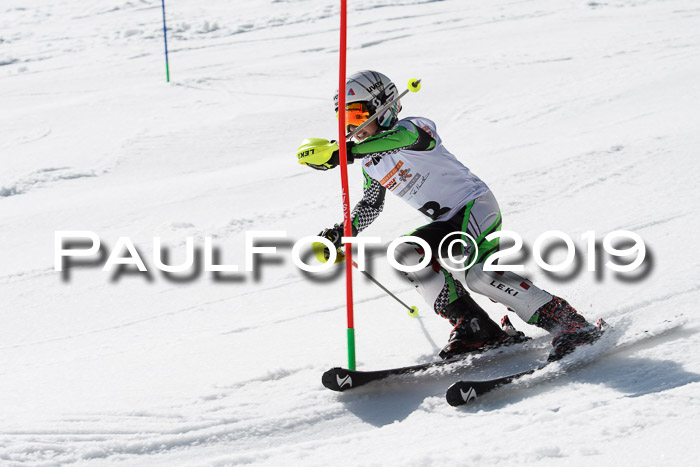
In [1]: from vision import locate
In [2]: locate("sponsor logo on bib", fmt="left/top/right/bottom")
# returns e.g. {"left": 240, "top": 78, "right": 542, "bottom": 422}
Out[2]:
{"left": 380, "top": 160, "right": 404, "bottom": 185}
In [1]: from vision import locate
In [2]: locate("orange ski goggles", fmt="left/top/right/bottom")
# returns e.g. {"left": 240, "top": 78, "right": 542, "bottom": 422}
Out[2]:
{"left": 341, "top": 102, "right": 371, "bottom": 132}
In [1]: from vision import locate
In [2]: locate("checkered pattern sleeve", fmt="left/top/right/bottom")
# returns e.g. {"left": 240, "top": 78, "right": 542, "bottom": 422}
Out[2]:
{"left": 343, "top": 168, "right": 386, "bottom": 235}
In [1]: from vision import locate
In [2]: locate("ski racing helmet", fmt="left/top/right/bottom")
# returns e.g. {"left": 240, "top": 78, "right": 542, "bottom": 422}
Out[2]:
{"left": 334, "top": 70, "right": 402, "bottom": 131}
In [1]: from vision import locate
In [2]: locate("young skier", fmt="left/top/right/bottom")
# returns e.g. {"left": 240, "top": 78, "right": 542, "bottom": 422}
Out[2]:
{"left": 297, "top": 70, "right": 602, "bottom": 362}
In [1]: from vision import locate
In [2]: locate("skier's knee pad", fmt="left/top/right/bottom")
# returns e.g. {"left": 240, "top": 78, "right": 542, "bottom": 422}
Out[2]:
{"left": 465, "top": 263, "right": 552, "bottom": 323}
{"left": 465, "top": 263, "right": 491, "bottom": 296}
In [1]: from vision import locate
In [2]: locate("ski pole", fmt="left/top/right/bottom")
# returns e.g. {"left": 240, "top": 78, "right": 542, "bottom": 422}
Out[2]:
{"left": 345, "top": 78, "right": 422, "bottom": 141}
{"left": 311, "top": 242, "right": 419, "bottom": 317}
{"left": 352, "top": 261, "right": 419, "bottom": 318}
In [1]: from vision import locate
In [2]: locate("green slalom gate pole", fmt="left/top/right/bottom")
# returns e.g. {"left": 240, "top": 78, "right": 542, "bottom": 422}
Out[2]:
{"left": 337, "top": 0, "right": 355, "bottom": 370}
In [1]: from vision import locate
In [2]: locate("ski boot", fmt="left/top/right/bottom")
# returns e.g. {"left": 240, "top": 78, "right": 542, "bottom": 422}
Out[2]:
{"left": 439, "top": 295, "right": 529, "bottom": 360}
{"left": 530, "top": 296, "right": 604, "bottom": 362}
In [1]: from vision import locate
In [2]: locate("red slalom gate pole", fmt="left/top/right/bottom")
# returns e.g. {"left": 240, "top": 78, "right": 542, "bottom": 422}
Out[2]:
{"left": 337, "top": 0, "right": 356, "bottom": 370}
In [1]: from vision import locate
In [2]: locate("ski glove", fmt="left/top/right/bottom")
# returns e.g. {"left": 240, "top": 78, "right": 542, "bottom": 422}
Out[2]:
{"left": 297, "top": 139, "right": 355, "bottom": 171}
{"left": 313, "top": 224, "right": 345, "bottom": 261}
{"left": 318, "top": 224, "right": 344, "bottom": 250}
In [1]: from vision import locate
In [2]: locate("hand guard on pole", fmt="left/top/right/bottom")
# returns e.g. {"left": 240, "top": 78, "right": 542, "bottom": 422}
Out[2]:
{"left": 297, "top": 139, "right": 355, "bottom": 171}
{"left": 313, "top": 224, "right": 346, "bottom": 263}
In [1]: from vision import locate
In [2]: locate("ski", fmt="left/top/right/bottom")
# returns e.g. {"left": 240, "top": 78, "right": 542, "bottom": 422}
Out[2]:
{"left": 444, "top": 318, "right": 681, "bottom": 407}
{"left": 322, "top": 321, "right": 532, "bottom": 392}
{"left": 445, "top": 320, "right": 609, "bottom": 407}
{"left": 322, "top": 354, "right": 474, "bottom": 392}
{"left": 322, "top": 315, "right": 532, "bottom": 392}
{"left": 445, "top": 364, "right": 547, "bottom": 406}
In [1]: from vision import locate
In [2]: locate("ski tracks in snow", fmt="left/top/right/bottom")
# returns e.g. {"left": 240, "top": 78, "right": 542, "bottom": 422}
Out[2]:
{"left": 0, "top": 364, "right": 344, "bottom": 466}
{"left": 0, "top": 167, "right": 101, "bottom": 198}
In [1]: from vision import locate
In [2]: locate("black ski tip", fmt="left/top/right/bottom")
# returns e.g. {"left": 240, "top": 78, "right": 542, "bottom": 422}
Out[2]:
{"left": 445, "top": 382, "right": 479, "bottom": 407}
{"left": 322, "top": 367, "right": 354, "bottom": 392}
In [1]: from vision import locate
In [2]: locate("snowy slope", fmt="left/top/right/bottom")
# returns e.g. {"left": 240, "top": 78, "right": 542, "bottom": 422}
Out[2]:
{"left": 1, "top": 0, "right": 699, "bottom": 465}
